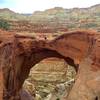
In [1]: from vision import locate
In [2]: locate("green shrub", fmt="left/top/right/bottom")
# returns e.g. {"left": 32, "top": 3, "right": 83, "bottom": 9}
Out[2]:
{"left": 0, "top": 19, "right": 10, "bottom": 30}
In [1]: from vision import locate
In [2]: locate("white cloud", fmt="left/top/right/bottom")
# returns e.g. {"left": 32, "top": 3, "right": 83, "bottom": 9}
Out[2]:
{"left": 0, "top": 0, "right": 100, "bottom": 13}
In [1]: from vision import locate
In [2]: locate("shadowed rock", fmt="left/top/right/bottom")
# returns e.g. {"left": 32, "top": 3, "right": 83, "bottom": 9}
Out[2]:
{"left": 20, "top": 89, "right": 33, "bottom": 100}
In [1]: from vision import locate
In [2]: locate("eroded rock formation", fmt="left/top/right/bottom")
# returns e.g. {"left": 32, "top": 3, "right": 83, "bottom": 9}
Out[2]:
{"left": 0, "top": 30, "right": 100, "bottom": 100}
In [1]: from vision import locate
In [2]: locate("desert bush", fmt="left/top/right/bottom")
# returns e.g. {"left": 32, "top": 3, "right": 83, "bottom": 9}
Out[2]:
{"left": 0, "top": 19, "right": 10, "bottom": 30}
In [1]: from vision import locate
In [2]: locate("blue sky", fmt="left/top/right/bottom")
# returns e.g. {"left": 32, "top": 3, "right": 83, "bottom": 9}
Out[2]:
{"left": 0, "top": 0, "right": 100, "bottom": 13}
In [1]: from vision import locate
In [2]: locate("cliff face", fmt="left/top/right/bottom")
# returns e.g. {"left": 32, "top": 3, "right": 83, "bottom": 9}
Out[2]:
{"left": 0, "top": 4, "right": 100, "bottom": 32}
{"left": 0, "top": 30, "right": 100, "bottom": 100}
{"left": 8, "top": 20, "right": 68, "bottom": 33}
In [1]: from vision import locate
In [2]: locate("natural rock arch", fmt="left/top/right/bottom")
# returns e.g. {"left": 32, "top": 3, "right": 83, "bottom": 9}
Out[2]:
{"left": 0, "top": 30, "right": 100, "bottom": 100}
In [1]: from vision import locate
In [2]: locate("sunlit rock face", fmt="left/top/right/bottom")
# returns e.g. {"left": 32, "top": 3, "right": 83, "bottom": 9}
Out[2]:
{"left": 0, "top": 30, "right": 100, "bottom": 100}
{"left": 29, "top": 58, "right": 68, "bottom": 82}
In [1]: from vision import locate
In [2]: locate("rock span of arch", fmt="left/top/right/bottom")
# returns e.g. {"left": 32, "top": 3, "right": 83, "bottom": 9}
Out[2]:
{"left": 0, "top": 30, "right": 100, "bottom": 100}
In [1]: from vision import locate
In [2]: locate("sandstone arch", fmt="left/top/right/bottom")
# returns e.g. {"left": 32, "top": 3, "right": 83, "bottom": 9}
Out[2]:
{"left": 0, "top": 30, "right": 100, "bottom": 100}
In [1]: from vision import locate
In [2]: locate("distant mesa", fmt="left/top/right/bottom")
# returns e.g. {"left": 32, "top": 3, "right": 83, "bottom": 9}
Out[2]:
{"left": 0, "top": 8, "right": 15, "bottom": 13}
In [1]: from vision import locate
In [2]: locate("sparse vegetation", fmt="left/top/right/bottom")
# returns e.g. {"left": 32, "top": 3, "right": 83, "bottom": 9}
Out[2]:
{"left": 0, "top": 19, "right": 10, "bottom": 30}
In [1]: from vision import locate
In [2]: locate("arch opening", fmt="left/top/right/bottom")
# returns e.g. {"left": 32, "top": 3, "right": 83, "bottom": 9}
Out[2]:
{"left": 22, "top": 55, "right": 77, "bottom": 100}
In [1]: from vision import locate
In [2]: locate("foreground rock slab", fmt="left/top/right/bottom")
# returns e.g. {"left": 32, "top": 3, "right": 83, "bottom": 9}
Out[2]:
{"left": 0, "top": 30, "right": 100, "bottom": 100}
